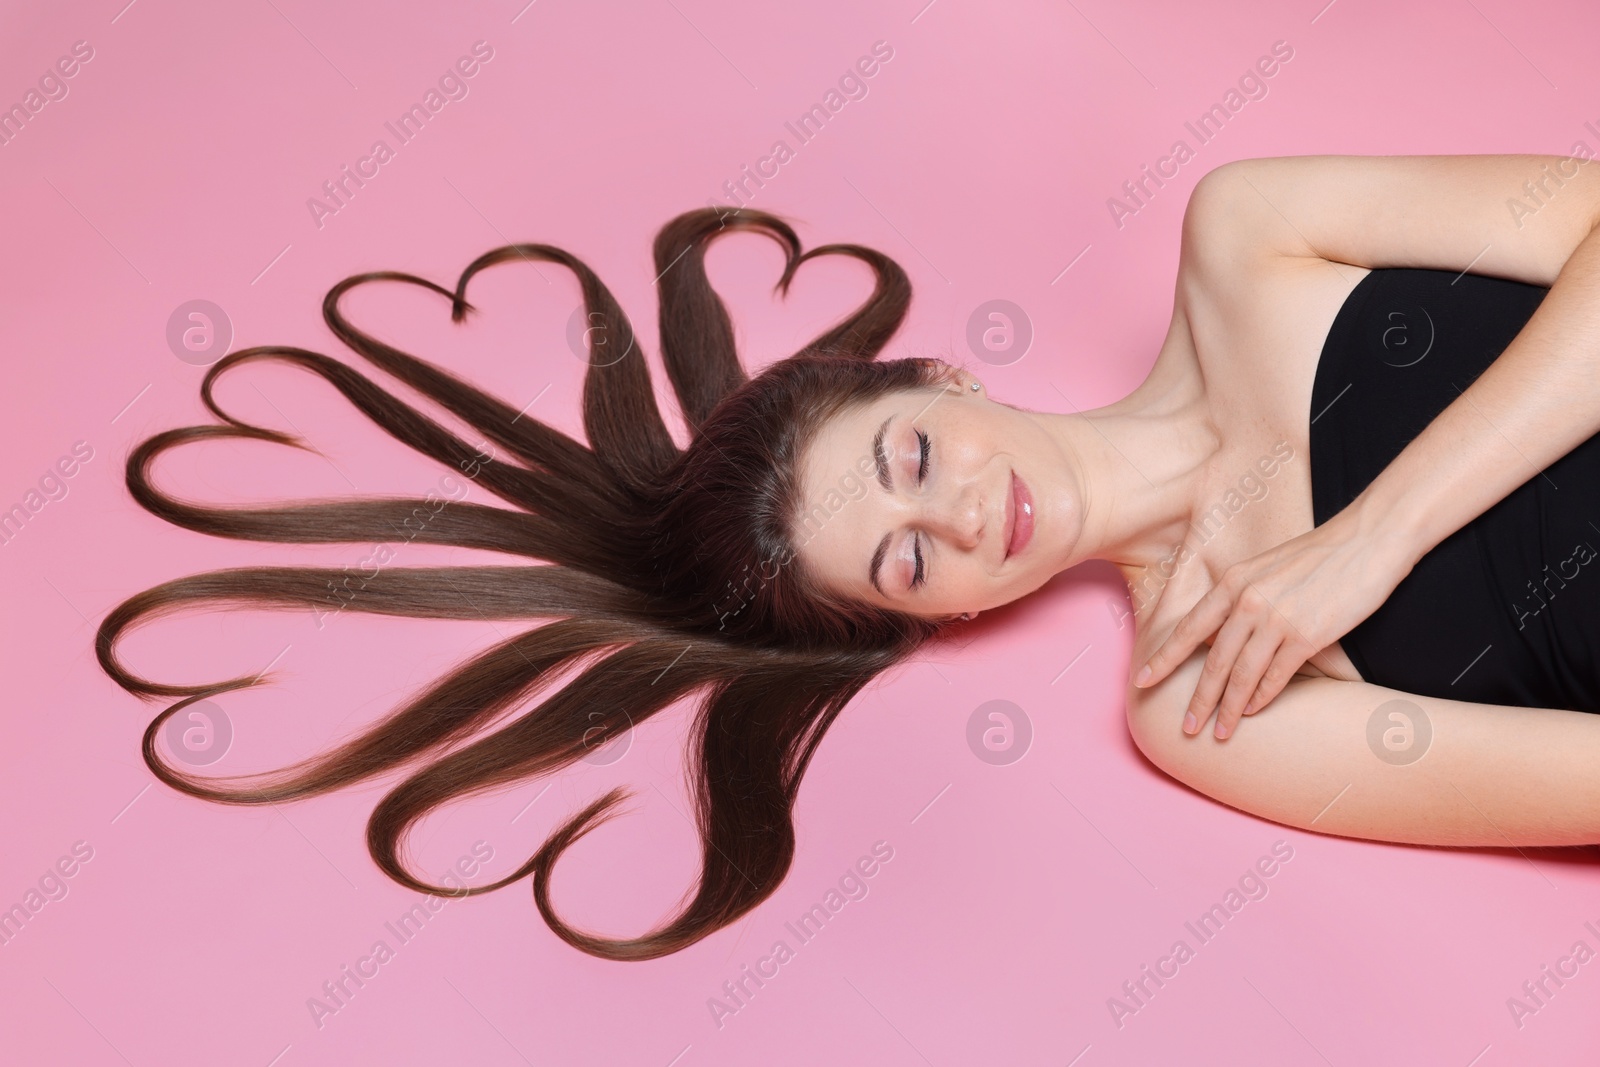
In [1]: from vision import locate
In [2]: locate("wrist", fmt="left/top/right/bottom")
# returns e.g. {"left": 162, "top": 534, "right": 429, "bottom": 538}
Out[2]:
{"left": 1342, "top": 487, "right": 1429, "bottom": 576}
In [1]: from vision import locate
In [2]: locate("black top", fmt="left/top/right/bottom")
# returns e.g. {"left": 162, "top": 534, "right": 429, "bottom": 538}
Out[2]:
{"left": 1310, "top": 266, "right": 1600, "bottom": 714}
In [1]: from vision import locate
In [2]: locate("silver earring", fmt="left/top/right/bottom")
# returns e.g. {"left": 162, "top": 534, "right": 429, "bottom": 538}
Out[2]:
{"left": 970, "top": 382, "right": 981, "bottom": 391}
{"left": 959, "top": 612, "right": 971, "bottom": 621}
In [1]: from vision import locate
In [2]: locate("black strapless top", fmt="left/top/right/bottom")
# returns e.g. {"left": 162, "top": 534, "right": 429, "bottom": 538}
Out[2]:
{"left": 1311, "top": 266, "right": 1600, "bottom": 714}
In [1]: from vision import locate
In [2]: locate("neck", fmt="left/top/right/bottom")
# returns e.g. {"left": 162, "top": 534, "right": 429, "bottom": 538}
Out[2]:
{"left": 1030, "top": 390, "right": 1220, "bottom": 587}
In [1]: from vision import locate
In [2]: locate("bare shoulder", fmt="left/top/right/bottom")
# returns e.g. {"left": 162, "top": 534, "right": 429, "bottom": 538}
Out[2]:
{"left": 1124, "top": 648, "right": 1600, "bottom": 848}
{"left": 1174, "top": 167, "right": 1375, "bottom": 447}
{"left": 1191, "top": 180, "right": 1368, "bottom": 334}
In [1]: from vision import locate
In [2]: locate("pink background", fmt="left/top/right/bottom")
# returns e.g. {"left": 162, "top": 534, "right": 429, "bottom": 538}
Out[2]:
{"left": 4, "top": 0, "right": 1600, "bottom": 1063}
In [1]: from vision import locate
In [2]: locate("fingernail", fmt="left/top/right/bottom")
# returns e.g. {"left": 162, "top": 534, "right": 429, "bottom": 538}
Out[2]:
{"left": 1215, "top": 722, "right": 1230, "bottom": 740}
{"left": 1243, "top": 700, "right": 1255, "bottom": 715}
{"left": 1135, "top": 665, "right": 1152, "bottom": 687}
{"left": 1182, "top": 711, "right": 1197, "bottom": 733}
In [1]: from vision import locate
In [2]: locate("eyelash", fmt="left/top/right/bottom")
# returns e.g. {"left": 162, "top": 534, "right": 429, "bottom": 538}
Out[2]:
{"left": 911, "top": 429, "right": 930, "bottom": 588}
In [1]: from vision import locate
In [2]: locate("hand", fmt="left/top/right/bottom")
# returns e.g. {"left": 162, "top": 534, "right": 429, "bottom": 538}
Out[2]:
{"left": 1133, "top": 507, "right": 1415, "bottom": 740}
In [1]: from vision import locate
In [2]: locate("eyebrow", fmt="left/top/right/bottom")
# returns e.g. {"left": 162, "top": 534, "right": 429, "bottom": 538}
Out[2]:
{"left": 869, "top": 414, "right": 894, "bottom": 596}
{"left": 872, "top": 415, "right": 895, "bottom": 493}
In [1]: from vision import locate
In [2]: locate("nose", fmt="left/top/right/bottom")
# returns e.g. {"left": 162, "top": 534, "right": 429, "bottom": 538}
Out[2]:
{"left": 921, "top": 480, "right": 984, "bottom": 549}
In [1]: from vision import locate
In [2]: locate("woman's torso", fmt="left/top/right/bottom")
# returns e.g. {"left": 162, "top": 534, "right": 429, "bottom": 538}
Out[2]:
{"left": 1130, "top": 251, "right": 1600, "bottom": 716}
{"left": 1125, "top": 254, "right": 1375, "bottom": 683}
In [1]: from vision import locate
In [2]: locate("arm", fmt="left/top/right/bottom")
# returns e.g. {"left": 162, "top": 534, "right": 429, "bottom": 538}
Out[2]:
{"left": 1225, "top": 151, "right": 1600, "bottom": 571}
{"left": 1140, "top": 154, "right": 1600, "bottom": 735}
{"left": 1320, "top": 210, "right": 1600, "bottom": 575}
{"left": 1128, "top": 648, "right": 1600, "bottom": 847}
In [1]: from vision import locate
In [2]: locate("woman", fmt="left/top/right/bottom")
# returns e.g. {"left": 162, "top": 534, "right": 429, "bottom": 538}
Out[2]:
{"left": 96, "top": 153, "right": 1600, "bottom": 964}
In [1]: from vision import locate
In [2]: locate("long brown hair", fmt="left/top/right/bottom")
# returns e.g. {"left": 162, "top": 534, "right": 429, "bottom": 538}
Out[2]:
{"left": 96, "top": 206, "right": 963, "bottom": 961}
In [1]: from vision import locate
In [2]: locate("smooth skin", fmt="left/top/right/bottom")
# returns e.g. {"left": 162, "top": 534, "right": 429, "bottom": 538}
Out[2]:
{"left": 802, "top": 157, "right": 1600, "bottom": 712}
{"left": 796, "top": 153, "right": 1600, "bottom": 845}
{"left": 791, "top": 365, "right": 1222, "bottom": 622}
{"left": 1127, "top": 639, "right": 1600, "bottom": 848}
{"left": 1136, "top": 154, "right": 1600, "bottom": 741}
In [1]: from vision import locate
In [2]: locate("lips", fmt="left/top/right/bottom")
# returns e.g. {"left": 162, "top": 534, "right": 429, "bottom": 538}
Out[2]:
{"left": 1004, "top": 471, "right": 1034, "bottom": 561}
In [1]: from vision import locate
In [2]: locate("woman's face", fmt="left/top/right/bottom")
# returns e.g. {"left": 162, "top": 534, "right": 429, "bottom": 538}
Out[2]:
{"left": 793, "top": 380, "right": 1085, "bottom": 619}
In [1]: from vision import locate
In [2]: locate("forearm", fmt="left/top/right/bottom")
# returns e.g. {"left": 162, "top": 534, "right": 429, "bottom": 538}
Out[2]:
{"left": 1349, "top": 217, "right": 1600, "bottom": 568}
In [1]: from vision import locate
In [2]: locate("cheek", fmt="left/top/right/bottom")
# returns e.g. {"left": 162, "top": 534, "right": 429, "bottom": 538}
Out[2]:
{"left": 962, "top": 408, "right": 1025, "bottom": 469}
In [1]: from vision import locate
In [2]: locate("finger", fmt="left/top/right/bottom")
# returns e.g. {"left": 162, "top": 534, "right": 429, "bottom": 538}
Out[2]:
{"left": 1214, "top": 632, "right": 1284, "bottom": 740}
{"left": 1182, "top": 608, "right": 1256, "bottom": 735}
{"left": 1140, "top": 586, "right": 1232, "bottom": 689}
{"left": 1243, "top": 643, "right": 1310, "bottom": 717}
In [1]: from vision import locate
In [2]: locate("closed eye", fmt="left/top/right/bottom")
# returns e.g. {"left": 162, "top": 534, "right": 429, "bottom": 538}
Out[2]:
{"left": 911, "top": 429, "right": 930, "bottom": 587}
{"left": 867, "top": 417, "right": 935, "bottom": 597}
